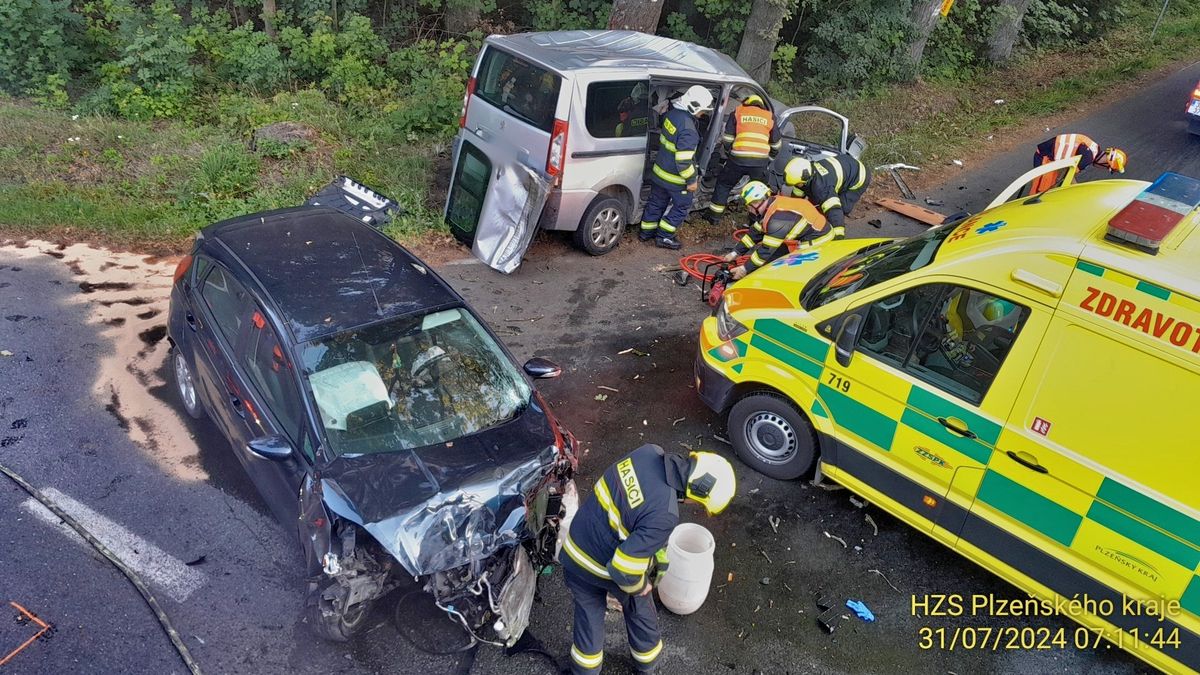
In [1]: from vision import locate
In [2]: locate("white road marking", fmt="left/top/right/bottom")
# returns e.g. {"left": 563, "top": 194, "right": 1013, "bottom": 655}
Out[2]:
{"left": 20, "top": 488, "right": 206, "bottom": 603}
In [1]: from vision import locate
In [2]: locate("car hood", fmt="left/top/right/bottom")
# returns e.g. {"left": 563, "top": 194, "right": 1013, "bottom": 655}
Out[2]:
{"left": 317, "top": 399, "right": 559, "bottom": 576}
{"left": 738, "top": 238, "right": 892, "bottom": 293}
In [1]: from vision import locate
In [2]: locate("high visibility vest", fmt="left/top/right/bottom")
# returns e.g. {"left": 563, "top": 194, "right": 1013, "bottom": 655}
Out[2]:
{"left": 730, "top": 104, "right": 775, "bottom": 161}
{"left": 651, "top": 108, "right": 700, "bottom": 188}
{"left": 1052, "top": 133, "right": 1099, "bottom": 161}
{"left": 763, "top": 196, "right": 828, "bottom": 241}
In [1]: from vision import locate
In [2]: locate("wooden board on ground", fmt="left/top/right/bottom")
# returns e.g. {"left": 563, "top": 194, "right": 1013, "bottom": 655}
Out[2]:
{"left": 875, "top": 198, "right": 947, "bottom": 226}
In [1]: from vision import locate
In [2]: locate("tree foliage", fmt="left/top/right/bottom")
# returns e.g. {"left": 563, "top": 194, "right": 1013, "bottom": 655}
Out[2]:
{"left": 0, "top": 0, "right": 1146, "bottom": 130}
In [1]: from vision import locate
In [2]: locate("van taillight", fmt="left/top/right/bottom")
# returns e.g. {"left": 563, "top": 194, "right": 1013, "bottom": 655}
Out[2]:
{"left": 459, "top": 77, "right": 476, "bottom": 129}
{"left": 173, "top": 254, "right": 193, "bottom": 284}
{"left": 546, "top": 118, "right": 568, "bottom": 181}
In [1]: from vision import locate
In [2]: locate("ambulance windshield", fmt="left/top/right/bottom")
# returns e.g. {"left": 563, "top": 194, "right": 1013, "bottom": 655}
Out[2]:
{"left": 802, "top": 223, "right": 956, "bottom": 310}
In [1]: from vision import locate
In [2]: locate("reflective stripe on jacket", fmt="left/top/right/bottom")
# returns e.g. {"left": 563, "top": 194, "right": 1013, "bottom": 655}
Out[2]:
{"left": 562, "top": 444, "right": 685, "bottom": 594}
{"left": 723, "top": 104, "right": 780, "bottom": 163}
{"left": 734, "top": 196, "right": 832, "bottom": 272}
{"left": 651, "top": 108, "right": 701, "bottom": 188}
{"left": 1036, "top": 133, "right": 1100, "bottom": 170}
{"left": 798, "top": 153, "right": 867, "bottom": 228}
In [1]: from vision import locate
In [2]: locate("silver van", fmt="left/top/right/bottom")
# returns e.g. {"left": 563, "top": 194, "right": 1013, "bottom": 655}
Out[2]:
{"left": 444, "top": 30, "right": 861, "bottom": 272}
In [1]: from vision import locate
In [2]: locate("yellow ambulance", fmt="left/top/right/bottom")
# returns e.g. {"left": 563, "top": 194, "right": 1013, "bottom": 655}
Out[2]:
{"left": 694, "top": 165, "right": 1200, "bottom": 673}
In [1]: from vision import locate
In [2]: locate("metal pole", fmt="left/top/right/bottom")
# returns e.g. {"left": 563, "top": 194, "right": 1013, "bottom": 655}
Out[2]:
{"left": 1150, "top": 0, "right": 1171, "bottom": 41}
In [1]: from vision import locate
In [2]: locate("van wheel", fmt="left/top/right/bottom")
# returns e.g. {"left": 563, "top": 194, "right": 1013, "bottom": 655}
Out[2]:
{"left": 574, "top": 196, "right": 627, "bottom": 255}
{"left": 728, "top": 393, "right": 817, "bottom": 480}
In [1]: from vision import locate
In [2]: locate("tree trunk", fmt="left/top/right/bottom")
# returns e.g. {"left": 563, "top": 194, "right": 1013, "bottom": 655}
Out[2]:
{"left": 904, "top": 0, "right": 944, "bottom": 76}
{"left": 607, "top": 0, "right": 666, "bottom": 33}
{"left": 986, "top": 0, "right": 1033, "bottom": 63}
{"left": 735, "top": 0, "right": 795, "bottom": 85}
{"left": 445, "top": 0, "right": 481, "bottom": 35}
{"left": 262, "top": 0, "right": 276, "bottom": 37}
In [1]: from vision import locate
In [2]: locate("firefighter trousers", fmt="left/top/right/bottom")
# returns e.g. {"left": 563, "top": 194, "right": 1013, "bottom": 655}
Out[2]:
{"left": 708, "top": 161, "right": 768, "bottom": 215}
{"left": 564, "top": 566, "right": 662, "bottom": 674}
{"left": 641, "top": 182, "right": 692, "bottom": 238}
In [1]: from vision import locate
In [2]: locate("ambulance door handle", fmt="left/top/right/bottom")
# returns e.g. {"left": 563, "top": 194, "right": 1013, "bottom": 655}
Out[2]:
{"left": 1006, "top": 450, "right": 1048, "bottom": 474}
{"left": 937, "top": 417, "right": 976, "bottom": 440}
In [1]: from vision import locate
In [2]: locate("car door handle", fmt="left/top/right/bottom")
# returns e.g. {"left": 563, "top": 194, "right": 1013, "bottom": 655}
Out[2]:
{"left": 185, "top": 312, "right": 197, "bottom": 331}
{"left": 228, "top": 394, "right": 245, "bottom": 418}
{"left": 937, "top": 416, "right": 977, "bottom": 440}
{"left": 1006, "top": 450, "right": 1049, "bottom": 474}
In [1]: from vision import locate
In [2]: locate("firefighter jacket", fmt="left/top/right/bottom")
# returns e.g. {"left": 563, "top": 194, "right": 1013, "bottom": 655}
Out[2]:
{"left": 799, "top": 154, "right": 867, "bottom": 229}
{"left": 735, "top": 196, "right": 832, "bottom": 272}
{"left": 561, "top": 444, "right": 689, "bottom": 594}
{"left": 650, "top": 108, "right": 701, "bottom": 190}
{"left": 1036, "top": 133, "right": 1101, "bottom": 170}
{"left": 722, "top": 104, "right": 781, "bottom": 166}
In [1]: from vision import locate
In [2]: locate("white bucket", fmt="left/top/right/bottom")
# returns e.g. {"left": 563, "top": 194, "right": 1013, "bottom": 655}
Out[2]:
{"left": 656, "top": 523, "right": 716, "bottom": 615}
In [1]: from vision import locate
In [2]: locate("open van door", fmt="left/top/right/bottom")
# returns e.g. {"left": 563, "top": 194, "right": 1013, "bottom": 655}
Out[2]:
{"left": 984, "top": 156, "right": 1080, "bottom": 209}
{"left": 642, "top": 78, "right": 724, "bottom": 198}
{"left": 769, "top": 106, "right": 865, "bottom": 193}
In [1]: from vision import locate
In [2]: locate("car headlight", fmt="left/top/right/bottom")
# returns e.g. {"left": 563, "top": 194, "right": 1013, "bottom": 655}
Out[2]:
{"left": 715, "top": 299, "right": 748, "bottom": 342}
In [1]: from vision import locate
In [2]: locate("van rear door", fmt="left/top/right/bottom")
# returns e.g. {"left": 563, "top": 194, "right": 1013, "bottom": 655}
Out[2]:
{"left": 445, "top": 45, "right": 564, "bottom": 272}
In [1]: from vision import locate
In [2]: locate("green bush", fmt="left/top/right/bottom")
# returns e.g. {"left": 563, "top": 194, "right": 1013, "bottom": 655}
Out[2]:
{"left": 0, "top": 0, "right": 80, "bottom": 95}
{"left": 387, "top": 39, "right": 475, "bottom": 136}
{"left": 212, "top": 23, "right": 289, "bottom": 94}
{"left": 801, "top": 0, "right": 911, "bottom": 89}
{"left": 525, "top": 0, "right": 609, "bottom": 31}
{"left": 90, "top": 0, "right": 196, "bottom": 119}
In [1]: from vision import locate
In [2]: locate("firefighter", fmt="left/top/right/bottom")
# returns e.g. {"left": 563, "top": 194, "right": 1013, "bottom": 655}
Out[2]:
{"left": 615, "top": 82, "right": 649, "bottom": 137}
{"left": 561, "top": 445, "right": 736, "bottom": 674}
{"left": 724, "top": 181, "right": 835, "bottom": 280}
{"left": 639, "top": 85, "right": 714, "bottom": 250}
{"left": 704, "top": 94, "right": 781, "bottom": 224}
{"left": 1030, "top": 133, "right": 1127, "bottom": 194}
{"left": 784, "top": 153, "right": 870, "bottom": 237}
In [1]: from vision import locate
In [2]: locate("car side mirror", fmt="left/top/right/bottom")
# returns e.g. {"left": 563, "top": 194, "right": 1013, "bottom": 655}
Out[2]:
{"left": 248, "top": 435, "right": 293, "bottom": 461}
{"left": 834, "top": 313, "right": 864, "bottom": 367}
{"left": 523, "top": 357, "right": 562, "bottom": 379}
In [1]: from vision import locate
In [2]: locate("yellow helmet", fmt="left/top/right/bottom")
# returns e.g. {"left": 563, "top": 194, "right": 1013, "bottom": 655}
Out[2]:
{"left": 1101, "top": 147, "right": 1127, "bottom": 174}
{"left": 785, "top": 157, "right": 814, "bottom": 186}
{"left": 685, "top": 452, "right": 736, "bottom": 515}
{"left": 741, "top": 180, "right": 771, "bottom": 205}
{"left": 743, "top": 94, "right": 765, "bottom": 107}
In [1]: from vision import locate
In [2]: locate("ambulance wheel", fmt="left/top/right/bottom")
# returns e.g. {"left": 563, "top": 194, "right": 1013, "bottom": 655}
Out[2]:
{"left": 728, "top": 393, "right": 817, "bottom": 480}
{"left": 574, "top": 196, "right": 627, "bottom": 256}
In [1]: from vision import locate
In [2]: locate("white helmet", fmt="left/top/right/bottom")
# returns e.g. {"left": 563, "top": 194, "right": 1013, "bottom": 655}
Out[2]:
{"left": 685, "top": 452, "right": 736, "bottom": 515}
{"left": 674, "top": 85, "right": 714, "bottom": 116}
{"left": 785, "top": 157, "right": 814, "bottom": 186}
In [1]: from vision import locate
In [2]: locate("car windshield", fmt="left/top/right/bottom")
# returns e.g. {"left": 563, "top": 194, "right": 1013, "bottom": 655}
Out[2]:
{"left": 801, "top": 223, "right": 958, "bottom": 310}
{"left": 299, "top": 308, "right": 531, "bottom": 458}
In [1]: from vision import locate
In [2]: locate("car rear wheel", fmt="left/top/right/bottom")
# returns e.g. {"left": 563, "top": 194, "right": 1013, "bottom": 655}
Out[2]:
{"left": 172, "top": 348, "right": 205, "bottom": 420}
{"left": 728, "top": 393, "right": 816, "bottom": 480}
{"left": 574, "top": 196, "right": 627, "bottom": 256}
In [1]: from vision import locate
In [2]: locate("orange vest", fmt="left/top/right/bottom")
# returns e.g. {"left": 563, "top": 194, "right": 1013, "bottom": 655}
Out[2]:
{"left": 763, "top": 196, "right": 826, "bottom": 233}
{"left": 731, "top": 105, "right": 775, "bottom": 160}
{"left": 1053, "top": 133, "right": 1098, "bottom": 161}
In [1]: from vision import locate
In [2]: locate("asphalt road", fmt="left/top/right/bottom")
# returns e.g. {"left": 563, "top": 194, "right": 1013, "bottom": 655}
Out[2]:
{"left": 3, "top": 60, "right": 1198, "bottom": 674}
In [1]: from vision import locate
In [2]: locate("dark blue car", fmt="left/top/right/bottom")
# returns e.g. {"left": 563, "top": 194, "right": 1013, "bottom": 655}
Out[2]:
{"left": 166, "top": 179, "right": 578, "bottom": 643}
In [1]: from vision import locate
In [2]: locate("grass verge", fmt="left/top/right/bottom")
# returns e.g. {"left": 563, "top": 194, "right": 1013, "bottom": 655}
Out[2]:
{"left": 1, "top": 4, "right": 1199, "bottom": 254}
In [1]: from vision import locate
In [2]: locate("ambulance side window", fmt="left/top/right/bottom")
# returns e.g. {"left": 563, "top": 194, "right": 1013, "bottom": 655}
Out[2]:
{"left": 856, "top": 284, "right": 1029, "bottom": 404}
{"left": 857, "top": 285, "right": 943, "bottom": 368}
{"left": 908, "top": 286, "right": 1029, "bottom": 404}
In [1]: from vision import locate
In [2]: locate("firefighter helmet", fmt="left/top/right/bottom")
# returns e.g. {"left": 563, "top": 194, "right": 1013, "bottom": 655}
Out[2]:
{"left": 685, "top": 452, "right": 736, "bottom": 515}
{"left": 675, "top": 85, "right": 714, "bottom": 116}
{"left": 741, "top": 180, "right": 771, "bottom": 206}
{"left": 785, "top": 157, "right": 814, "bottom": 186}
{"left": 1100, "top": 147, "right": 1127, "bottom": 174}
{"left": 743, "top": 94, "right": 766, "bottom": 108}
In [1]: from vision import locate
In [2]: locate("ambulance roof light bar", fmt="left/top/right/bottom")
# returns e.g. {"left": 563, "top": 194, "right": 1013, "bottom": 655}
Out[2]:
{"left": 1106, "top": 172, "right": 1200, "bottom": 255}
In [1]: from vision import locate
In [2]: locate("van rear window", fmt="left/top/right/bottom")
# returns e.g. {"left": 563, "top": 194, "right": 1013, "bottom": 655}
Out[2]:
{"left": 475, "top": 47, "right": 561, "bottom": 132}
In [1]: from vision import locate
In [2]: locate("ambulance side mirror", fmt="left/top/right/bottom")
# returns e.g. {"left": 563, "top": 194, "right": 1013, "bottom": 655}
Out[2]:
{"left": 834, "top": 313, "right": 863, "bottom": 367}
